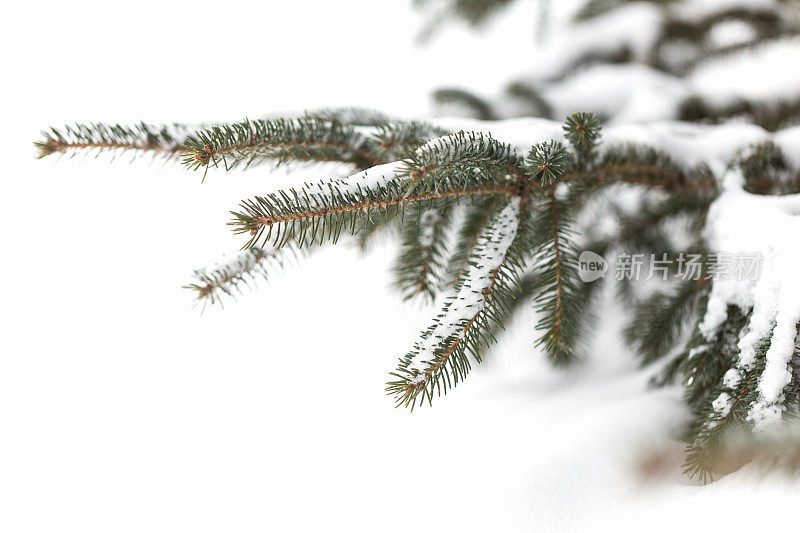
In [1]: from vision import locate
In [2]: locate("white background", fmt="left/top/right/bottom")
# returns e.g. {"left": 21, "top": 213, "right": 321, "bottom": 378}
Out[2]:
{"left": 3, "top": 1, "right": 799, "bottom": 531}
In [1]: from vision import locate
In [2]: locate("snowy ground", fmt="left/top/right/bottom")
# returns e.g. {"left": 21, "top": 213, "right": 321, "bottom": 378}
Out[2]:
{"left": 3, "top": 1, "right": 800, "bottom": 532}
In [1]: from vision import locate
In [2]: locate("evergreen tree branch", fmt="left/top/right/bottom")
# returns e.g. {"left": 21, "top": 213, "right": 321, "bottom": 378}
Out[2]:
{"left": 532, "top": 186, "right": 583, "bottom": 366}
{"left": 231, "top": 161, "right": 517, "bottom": 249}
{"left": 371, "top": 121, "right": 448, "bottom": 162}
{"left": 453, "top": 267, "right": 551, "bottom": 365}
{"left": 387, "top": 197, "right": 531, "bottom": 408}
{"left": 652, "top": 7, "right": 799, "bottom": 75}
{"left": 684, "top": 331, "right": 772, "bottom": 482}
{"left": 504, "top": 81, "right": 553, "bottom": 118}
{"left": 394, "top": 205, "right": 453, "bottom": 301}
{"left": 679, "top": 94, "right": 800, "bottom": 132}
{"left": 36, "top": 122, "right": 199, "bottom": 160}
{"left": 563, "top": 112, "right": 602, "bottom": 169}
{"left": 625, "top": 277, "right": 709, "bottom": 366}
{"left": 693, "top": 423, "right": 800, "bottom": 480}
{"left": 446, "top": 197, "right": 501, "bottom": 285}
{"left": 577, "top": 146, "right": 716, "bottom": 192}
{"left": 736, "top": 140, "right": 799, "bottom": 195}
{"left": 354, "top": 209, "right": 401, "bottom": 251}
{"left": 232, "top": 131, "right": 530, "bottom": 250}
{"left": 183, "top": 117, "right": 382, "bottom": 172}
{"left": 525, "top": 140, "right": 584, "bottom": 366}
{"left": 432, "top": 88, "right": 496, "bottom": 120}
{"left": 680, "top": 304, "right": 749, "bottom": 411}
{"left": 414, "top": 131, "right": 528, "bottom": 182}
{"left": 185, "top": 245, "right": 300, "bottom": 308}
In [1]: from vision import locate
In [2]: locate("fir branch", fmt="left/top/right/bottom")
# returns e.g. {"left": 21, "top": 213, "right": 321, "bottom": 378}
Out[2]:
{"left": 563, "top": 112, "right": 602, "bottom": 169}
{"left": 449, "top": 0, "right": 514, "bottom": 27}
{"left": 230, "top": 131, "right": 528, "bottom": 251}
{"left": 532, "top": 186, "right": 583, "bottom": 366}
{"left": 679, "top": 94, "right": 800, "bottom": 132}
{"left": 446, "top": 197, "right": 501, "bottom": 285}
{"left": 625, "top": 277, "right": 708, "bottom": 366}
{"left": 680, "top": 304, "right": 749, "bottom": 411}
{"left": 458, "top": 268, "right": 550, "bottom": 364}
{"left": 504, "top": 81, "right": 553, "bottom": 118}
{"left": 523, "top": 139, "right": 585, "bottom": 366}
{"left": 783, "top": 340, "right": 800, "bottom": 415}
{"left": 371, "top": 121, "right": 448, "bottom": 162}
{"left": 432, "top": 88, "right": 496, "bottom": 120}
{"left": 413, "top": 131, "right": 527, "bottom": 183}
{"left": 684, "top": 331, "right": 772, "bottom": 482}
{"left": 354, "top": 209, "right": 401, "bottom": 251}
{"left": 735, "top": 140, "right": 798, "bottom": 195}
{"left": 387, "top": 197, "right": 530, "bottom": 408}
{"left": 183, "top": 117, "right": 381, "bottom": 172}
{"left": 675, "top": 32, "right": 798, "bottom": 76}
{"left": 231, "top": 161, "right": 516, "bottom": 249}
{"left": 551, "top": 46, "right": 633, "bottom": 83}
{"left": 579, "top": 145, "right": 716, "bottom": 193}
{"left": 394, "top": 206, "right": 452, "bottom": 301}
{"left": 572, "top": 0, "right": 672, "bottom": 22}
{"left": 36, "top": 122, "right": 199, "bottom": 160}
{"left": 525, "top": 140, "right": 571, "bottom": 186}
{"left": 652, "top": 8, "right": 799, "bottom": 75}
{"left": 696, "top": 424, "right": 800, "bottom": 480}
{"left": 748, "top": 321, "right": 800, "bottom": 430}
{"left": 185, "top": 245, "right": 299, "bottom": 308}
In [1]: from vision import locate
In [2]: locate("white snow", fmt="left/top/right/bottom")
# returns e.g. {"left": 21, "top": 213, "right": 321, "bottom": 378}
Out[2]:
{"left": 335, "top": 160, "right": 407, "bottom": 194}
{"left": 723, "top": 368, "right": 742, "bottom": 389}
{"left": 476, "top": 1, "right": 800, "bottom": 126}
{"left": 705, "top": 20, "right": 758, "bottom": 49}
{"left": 417, "top": 210, "right": 441, "bottom": 248}
{"left": 532, "top": 3, "right": 663, "bottom": 79}
{"left": 544, "top": 64, "right": 689, "bottom": 124}
{"left": 504, "top": 38, "right": 800, "bottom": 123}
{"left": 688, "top": 345, "right": 709, "bottom": 359}
{"left": 434, "top": 116, "right": 566, "bottom": 154}
{"left": 713, "top": 392, "right": 733, "bottom": 417}
{"left": 689, "top": 38, "right": 800, "bottom": 106}
{"left": 407, "top": 197, "right": 521, "bottom": 378}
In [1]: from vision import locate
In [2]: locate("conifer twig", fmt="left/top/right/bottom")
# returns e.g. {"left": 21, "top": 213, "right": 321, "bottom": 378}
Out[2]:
{"left": 387, "top": 196, "right": 530, "bottom": 408}
{"left": 36, "top": 122, "right": 200, "bottom": 160}
{"left": 185, "top": 245, "right": 299, "bottom": 308}
{"left": 395, "top": 205, "right": 452, "bottom": 301}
